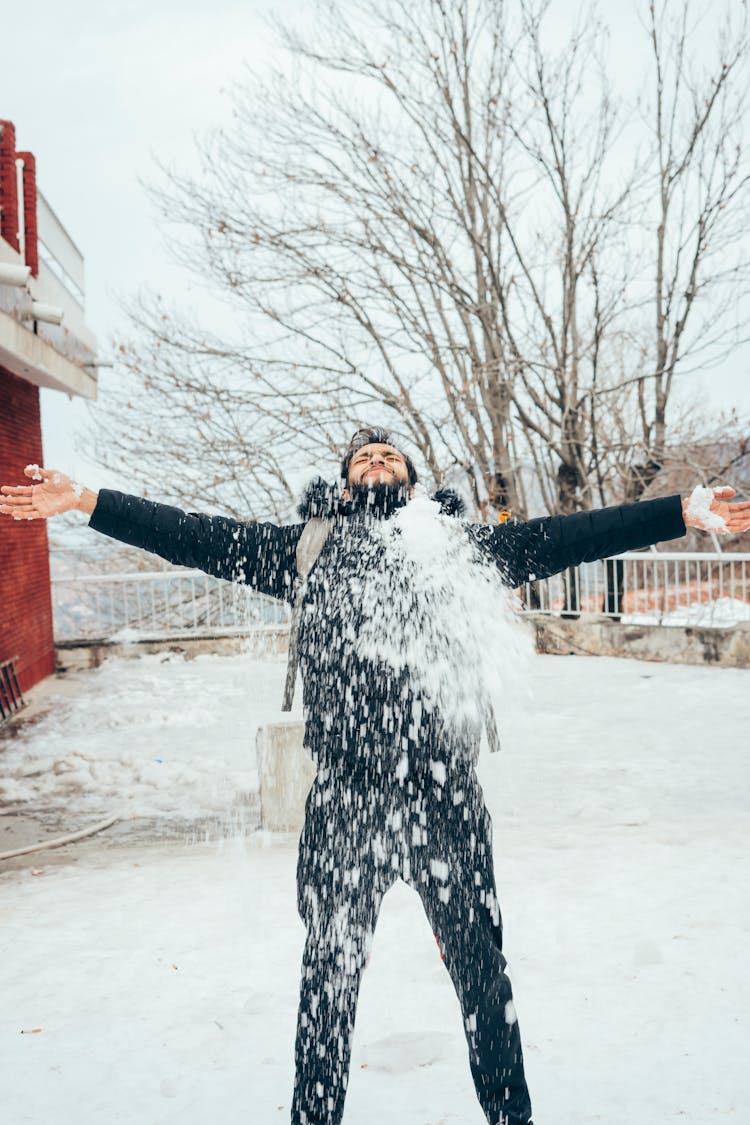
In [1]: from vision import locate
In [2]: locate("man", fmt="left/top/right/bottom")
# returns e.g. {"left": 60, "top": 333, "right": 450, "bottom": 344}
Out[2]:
{"left": 2, "top": 428, "right": 749, "bottom": 1125}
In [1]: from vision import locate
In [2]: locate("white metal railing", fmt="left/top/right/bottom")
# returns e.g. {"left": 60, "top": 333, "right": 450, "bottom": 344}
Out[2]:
{"left": 52, "top": 567, "right": 290, "bottom": 642}
{"left": 37, "top": 190, "right": 85, "bottom": 301}
{"left": 520, "top": 551, "right": 750, "bottom": 627}
{"left": 51, "top": 551, "right": 750, "bottom": 643}
{"left": 33, "top": 190, "right": 98, "bottom": 357}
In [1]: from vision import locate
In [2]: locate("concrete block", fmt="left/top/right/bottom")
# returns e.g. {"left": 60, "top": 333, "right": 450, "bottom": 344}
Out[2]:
{"left": 256, "top": 720, "right": 316, "bottom": 832}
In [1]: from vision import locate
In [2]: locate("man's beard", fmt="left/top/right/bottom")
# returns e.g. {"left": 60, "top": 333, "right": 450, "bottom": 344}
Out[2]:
{"left": 347, "top": 480, "right": 410, "bottom": 517}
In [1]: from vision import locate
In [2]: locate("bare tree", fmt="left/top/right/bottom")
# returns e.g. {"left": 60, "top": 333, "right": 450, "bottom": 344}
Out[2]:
{"left": 88, "top": 0, "right": 750, "bottom": 524}
{"left": 491, "top": 2, "right": 641, "bottom": 515}
{"left": 619, "top": 0, "right": 750, "bottom": 502}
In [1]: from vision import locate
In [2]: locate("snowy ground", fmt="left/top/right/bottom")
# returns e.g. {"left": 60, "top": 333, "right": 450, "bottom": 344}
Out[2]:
{"left": 1, "top": 648, "right": 748, "bottom": 1124}
{"left": 0, "top": 647, "right": 296, "bottom": 830}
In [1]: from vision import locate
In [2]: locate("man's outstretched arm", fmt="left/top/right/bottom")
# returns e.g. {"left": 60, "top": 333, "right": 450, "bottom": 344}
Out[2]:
{"left": 0, "top": 465, "right": 300, "bottom": 602}
{"left": 472, "top": 487, "right": 750, "bottom": 587}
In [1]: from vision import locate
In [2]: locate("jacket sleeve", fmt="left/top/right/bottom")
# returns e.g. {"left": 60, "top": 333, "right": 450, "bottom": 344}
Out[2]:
{"left": 88, "top": 489, "right": 302, "bottom": 602}
{"left": 469, "top": 494, "right": 686, "bottom": 587}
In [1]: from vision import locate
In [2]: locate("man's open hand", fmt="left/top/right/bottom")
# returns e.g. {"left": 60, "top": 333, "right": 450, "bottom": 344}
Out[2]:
{"left": 0, "top": 465, "right": 94, "bottom": 520}
{"left": 682, "top": 486, "right": 750, "bottom": 535}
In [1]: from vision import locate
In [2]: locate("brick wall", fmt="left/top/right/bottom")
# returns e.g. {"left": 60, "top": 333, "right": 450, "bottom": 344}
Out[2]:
{"left": 0, "top": 367, "right": 55, "bottom": 691}
{"left": 0, "top": 119, "right": 19, "bottom": 252}
{"left": 0, "top": 123, "right": 39, "bottom": 273}
{"left": 17, "top": 151, "right": 39, "bottom": 278}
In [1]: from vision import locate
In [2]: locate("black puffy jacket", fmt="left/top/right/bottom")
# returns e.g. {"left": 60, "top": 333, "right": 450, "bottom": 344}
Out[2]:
{"left": 89, "top": 485, "right": 685, "bottom": 775}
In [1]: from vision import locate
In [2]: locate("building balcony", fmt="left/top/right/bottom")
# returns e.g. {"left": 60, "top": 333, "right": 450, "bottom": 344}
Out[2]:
{"left": 0, "top": 170, "right": 99, "bottom": 400}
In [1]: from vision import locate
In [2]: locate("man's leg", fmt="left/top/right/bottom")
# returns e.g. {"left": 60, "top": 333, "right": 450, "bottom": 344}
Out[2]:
{"left": 292, "top": 774, "right": 394, "bottom": 1125}
{"left": 406, "top": 773, "right": 533, "bottom": 1125}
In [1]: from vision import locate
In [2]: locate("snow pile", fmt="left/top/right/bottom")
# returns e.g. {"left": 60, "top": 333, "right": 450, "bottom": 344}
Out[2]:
{"left": 623, "top": 595, "right": 750, "bottom": 627}
{"left": 685, "top": 484, "right": 728, "bottom": 531}
{"left": 357, "top": 491, "right": 532, "bottom": 735}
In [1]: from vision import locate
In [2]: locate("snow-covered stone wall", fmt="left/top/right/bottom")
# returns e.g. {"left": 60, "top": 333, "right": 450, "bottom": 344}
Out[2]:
{"left": 535, "top": 615, "right": 750, "bottom": 667}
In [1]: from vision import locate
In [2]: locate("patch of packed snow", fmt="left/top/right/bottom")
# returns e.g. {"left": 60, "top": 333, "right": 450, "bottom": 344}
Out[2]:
{"left": 1, "top": 653, "right": 748, "bottom": 1123}
{"left": 109, "top": 626, "right": 148, "bottom": 642}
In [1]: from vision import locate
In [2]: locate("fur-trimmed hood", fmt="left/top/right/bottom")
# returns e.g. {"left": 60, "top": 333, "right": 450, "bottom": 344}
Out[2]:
{"left": 297, "top": 477, "right": 466, "bottom": 520}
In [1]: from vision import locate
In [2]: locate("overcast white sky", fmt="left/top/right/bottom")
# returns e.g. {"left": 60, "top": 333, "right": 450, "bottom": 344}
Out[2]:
{"left": 3, "top": 0, "right": 749, "bottom": 493}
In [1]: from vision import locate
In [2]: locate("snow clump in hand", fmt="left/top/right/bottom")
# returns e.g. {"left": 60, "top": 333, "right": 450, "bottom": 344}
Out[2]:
{"left": 686, "top": 485, "right": 728, "bottom": 532}
{"left": 25, "top": 464, "right": 42, "bottom": 480}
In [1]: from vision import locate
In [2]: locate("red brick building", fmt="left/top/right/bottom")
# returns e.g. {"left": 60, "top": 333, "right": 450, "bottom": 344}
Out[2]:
{"left": 0, "top": 119, "right": 99, "bottom": 693}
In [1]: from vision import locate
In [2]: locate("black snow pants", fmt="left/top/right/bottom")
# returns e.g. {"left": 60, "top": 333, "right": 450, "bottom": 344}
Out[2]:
{"left": 291, "top": 760, "right": 533, "bottom": 1125}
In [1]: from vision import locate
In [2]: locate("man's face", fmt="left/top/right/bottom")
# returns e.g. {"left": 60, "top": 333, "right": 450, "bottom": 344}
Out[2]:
{"left": 346, "top": 443, "right": 411, "bottom": 490}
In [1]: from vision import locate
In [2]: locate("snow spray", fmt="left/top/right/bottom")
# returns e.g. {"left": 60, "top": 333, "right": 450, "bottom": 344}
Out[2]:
{"left": 356, "top": 489, "right": 533, "bottom": 742}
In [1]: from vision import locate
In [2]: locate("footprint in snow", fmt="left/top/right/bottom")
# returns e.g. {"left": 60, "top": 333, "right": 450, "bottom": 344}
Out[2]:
{"left": 358, "top": 1031, "right": 455, "bottom": 1072}
{"left": 243, "top": 991, "right": 275, "bottom": 1015}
